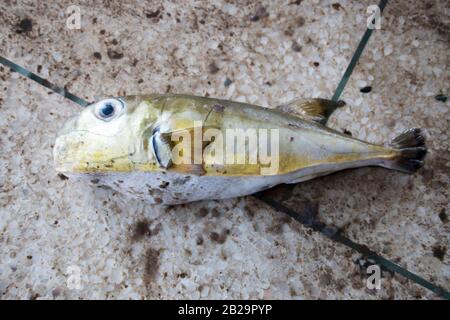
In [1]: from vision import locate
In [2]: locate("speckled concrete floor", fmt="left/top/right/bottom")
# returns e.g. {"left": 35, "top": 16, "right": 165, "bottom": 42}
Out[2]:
{"left": 0, "top": 0, "right": 448, "bottom": 299}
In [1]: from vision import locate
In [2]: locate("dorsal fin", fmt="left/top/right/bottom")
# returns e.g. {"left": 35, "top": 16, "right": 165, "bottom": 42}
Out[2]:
{"left": 276, "top": 98, "right": 345, "bottom": 125}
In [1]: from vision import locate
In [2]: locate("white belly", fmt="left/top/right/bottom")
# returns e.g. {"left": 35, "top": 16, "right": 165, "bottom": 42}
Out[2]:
{"left": 63, "top": 157, "right": 380, "bottom": 204}
{"left": 64, "top": 171, "right": 303, "bottom": 204}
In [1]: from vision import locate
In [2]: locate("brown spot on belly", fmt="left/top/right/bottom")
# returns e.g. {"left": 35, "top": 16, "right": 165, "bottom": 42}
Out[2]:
{"left": 173, "top": 176, "right": 191, "bottom": 185}
{"left": 58, "top": 173, "right": 69, "bottom": 180}
{"left": 159, "top": 181, "right": 170, "bottom": 188}
{"left": 148, "top": 186, "right": 163, "bottom": 197}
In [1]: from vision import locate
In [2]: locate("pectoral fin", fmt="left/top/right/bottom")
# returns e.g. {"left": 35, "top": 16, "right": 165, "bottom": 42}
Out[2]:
{"left": 150, "top": 130, "right": 172, "bottom": 169}
{"left": 151, "top": 126, "right": 218, "bottom": 175}
{"left": 276, "top": 98, "right": 345, "bottom": 125}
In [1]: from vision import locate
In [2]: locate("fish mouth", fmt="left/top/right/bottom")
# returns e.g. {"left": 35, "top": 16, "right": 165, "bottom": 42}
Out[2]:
{"left": 53, "top": 132, "right": 84, "bottom": 172}
{"left": 54, "top": 129, "right": 133, "bottom": 173}
{"left": 54, "top": 116, "right": 100, "bottom": 172}
{"left": 54, "top": 116, "right": 77, "bottom": 172}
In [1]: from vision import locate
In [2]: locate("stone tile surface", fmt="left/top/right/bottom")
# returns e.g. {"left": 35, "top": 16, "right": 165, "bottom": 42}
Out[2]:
{"left": 0, "top": 0, "right": 448, "bottom": 299}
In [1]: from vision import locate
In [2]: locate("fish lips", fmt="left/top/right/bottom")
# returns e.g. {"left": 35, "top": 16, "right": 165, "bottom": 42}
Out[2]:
{"left": 54, "top": 129, "right": 134, "bottom": 173}
{"left": 53, "top": 131, "right": 88, "bottom": 172}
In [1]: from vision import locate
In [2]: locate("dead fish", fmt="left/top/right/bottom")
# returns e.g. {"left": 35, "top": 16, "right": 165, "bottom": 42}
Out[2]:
{"left": 53, "top": 94, "right": 426, "bottom": 204}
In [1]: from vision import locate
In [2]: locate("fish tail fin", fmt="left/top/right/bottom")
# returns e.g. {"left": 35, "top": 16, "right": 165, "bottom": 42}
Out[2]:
{"left": 384, "top": 128, "right": 427, "bottom": 173}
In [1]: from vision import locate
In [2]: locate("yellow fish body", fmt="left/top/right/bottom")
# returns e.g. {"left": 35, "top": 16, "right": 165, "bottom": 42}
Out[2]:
{"left": 54, "top": 94, "right": 426, "bottom": 204}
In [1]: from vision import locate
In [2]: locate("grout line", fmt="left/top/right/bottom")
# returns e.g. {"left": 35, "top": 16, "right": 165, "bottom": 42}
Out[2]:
{"left": 331, "top": 0, "right": 388, "bottom": 102}
{"left": 0, "top": 56, "right": 90, "bottom": 107}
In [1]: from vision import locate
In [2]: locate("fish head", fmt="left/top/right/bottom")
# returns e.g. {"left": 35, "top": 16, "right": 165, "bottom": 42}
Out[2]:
{"left": 54, "top": 96, "right": 160, "bottom": 174}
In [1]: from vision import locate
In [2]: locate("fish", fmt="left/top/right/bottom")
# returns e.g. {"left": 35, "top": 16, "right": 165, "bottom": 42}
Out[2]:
{"left": 53, "top": 94, "right": 427, "bottom": 204}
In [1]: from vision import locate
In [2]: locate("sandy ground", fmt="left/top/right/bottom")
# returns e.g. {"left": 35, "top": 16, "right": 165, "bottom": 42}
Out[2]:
{"left": 0, "top": 0, "right": 448, "bottom": 299}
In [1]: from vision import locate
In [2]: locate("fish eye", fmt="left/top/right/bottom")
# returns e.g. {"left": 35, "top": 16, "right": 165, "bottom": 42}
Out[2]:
{"left": 94, "top": 98, "right": 125, "bottom": 121}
